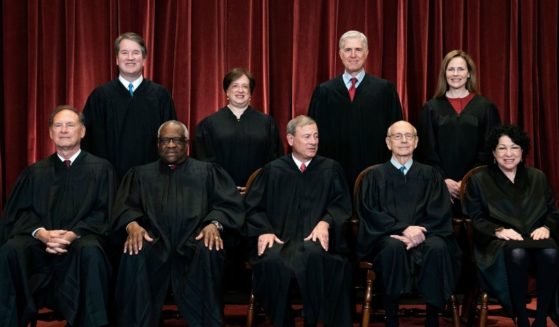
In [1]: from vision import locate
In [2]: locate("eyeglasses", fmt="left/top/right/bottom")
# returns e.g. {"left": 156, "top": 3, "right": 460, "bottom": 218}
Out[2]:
{"left": 158, "top": 137, "right": 187, "bottom": 145}
{"left": 388, "top": 133, "right": 416, "bottom": 141}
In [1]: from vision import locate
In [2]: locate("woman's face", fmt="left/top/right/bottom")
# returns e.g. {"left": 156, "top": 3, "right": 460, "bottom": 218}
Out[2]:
{"left": 226, "top": 74, "right": 251, "bottom": 108}
{"left": 493, "top": 135, "right": 523, "bottom": 173}
{"left": 446, "top": 57, "right": 469, "bottom": 91}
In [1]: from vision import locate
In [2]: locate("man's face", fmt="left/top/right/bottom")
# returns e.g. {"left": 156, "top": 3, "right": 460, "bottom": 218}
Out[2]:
{"left": 158, "top": 124, "right": 187, "bottom": 164}
{"left": 339, "top": 37, "right": 369, "bottom": 74}
{"left": 116, "top": 39, "right": 146, "bottom": 79}
{"left": 287, "top": 123, "right": 319, "bottom": 162}
{"left": 49, "top": 110, "right": 85, "bottom": 152}
{"left": 385, "top": 121, "right": 418, "bottom": 157}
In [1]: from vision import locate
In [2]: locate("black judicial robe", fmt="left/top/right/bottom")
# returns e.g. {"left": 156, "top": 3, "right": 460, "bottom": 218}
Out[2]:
{"left": 417, "top": 95, "right": 500, "bottom": 182}
{"left": 308, "top": 74, "right": 403, "bottom": 186}
{"left": 193, "top": 106, "right": 283, "bottom": 186}
{"left": 356, "top": 162, "right": 460, "bottom": 307}
{"left": 82, "top": 78, "right": 176, "bottom": 179}
{"left": 463, "top": 164, "right": 559, "bottom": 313}
{"left": 111, "top": 158, "right": 244, "bottom": 327}
{"left": 0, "top": 151, "right": 116, "bottom": 327}
{"left": 245, "top": 155, "right": 353, "bottom": 326}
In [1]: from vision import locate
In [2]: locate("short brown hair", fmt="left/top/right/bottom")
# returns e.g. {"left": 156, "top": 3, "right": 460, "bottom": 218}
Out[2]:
{"left": 223, "top": 68, "right": 255, "bottom": 94}
{"left": 114, "top": 32, "right": 147, "bottom": 58}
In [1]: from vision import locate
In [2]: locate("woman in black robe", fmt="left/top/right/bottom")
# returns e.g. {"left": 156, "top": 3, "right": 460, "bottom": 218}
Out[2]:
{"left": 463, "top": 125, "right": 559, "bottom": 327}
{"left": 193, "top": 68, "right": 283, "bottom": 192}
{"left": 193, "top": 68, "right": 283, "bottom": 295}
{"left": 417, "top": 50, "right": 501, "bottom": 215}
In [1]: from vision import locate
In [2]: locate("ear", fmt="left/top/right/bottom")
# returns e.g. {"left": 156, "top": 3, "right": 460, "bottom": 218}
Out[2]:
{"left": 385, "top": 137, "right": 392, "bottom": 151}
{"left": 287, "top": 134, "right": 294, "bottom": 147}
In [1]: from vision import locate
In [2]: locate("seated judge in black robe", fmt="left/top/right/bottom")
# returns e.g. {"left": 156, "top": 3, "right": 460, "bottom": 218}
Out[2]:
{"left": 112, "top": 120, "right": 244, "bottom": 327}
{"left": 245, "top": 115, "right": 353, "bottom": 327}
{"left": 0, "top": 105, "right": 116, "bottom": 327}
{"left": 308, "top": 30, "right": 403, "bottom": 187}
{"left": 193, "top": 67, "right": 283, "bottom": 191}
{"left": 82, "top": 32, "right": 176, "bottom": 179}
{"left": 357, "top": 121, "right": 460, "bottom": 327}
{"left": 463, "top": 125, "right": 559, "bottom": 327}
{"left": 417, "top": 50, "right": 500, "bottom": 214}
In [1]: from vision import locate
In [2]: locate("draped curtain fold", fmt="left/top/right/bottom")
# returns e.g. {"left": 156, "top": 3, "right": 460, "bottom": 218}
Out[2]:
{"left": 1, "top": 0, "right": 558, "bottom": 208}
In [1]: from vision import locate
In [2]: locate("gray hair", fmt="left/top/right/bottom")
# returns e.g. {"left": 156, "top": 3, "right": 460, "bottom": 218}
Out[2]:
{"left": 287, "top": 115, "right": 316, "bottom": 135}
{"left": 158, "top": 120, "right": 189, "bottom": 140}
{"left": 339, "top": 30, "right": 368, "bottom": 50}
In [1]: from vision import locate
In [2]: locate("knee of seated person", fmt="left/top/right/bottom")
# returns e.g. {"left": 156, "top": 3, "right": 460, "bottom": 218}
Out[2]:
{"left": 507, "top": 247, "right": 528, "bottom": 261}
{"left": 0, "top": 237, "right": 31, "bottom": 257}
{"left": 304, "top": 240, "right": 326, "bottom": 254}
{"left": 541, "top": 247, "right": 559, "bottom": 261}
{"left": 382, "top": 237, "right": 408, "bottom": 254}
{"left": 423, "top": 236, "right": 448, "bottom": 253}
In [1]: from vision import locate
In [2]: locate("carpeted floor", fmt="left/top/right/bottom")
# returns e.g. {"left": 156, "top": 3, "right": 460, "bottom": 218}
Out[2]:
{"left": 34, "top": 301, "right": 555, "bottom": 326}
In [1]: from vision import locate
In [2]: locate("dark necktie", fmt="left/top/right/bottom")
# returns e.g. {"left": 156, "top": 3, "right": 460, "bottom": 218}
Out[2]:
{"left": 349, "top": 77, "right": 357, "bottom": 102}
{"left": 399, "top": 166, "right": 406, "bottom": 174}
{"left": 128, "top": 83, "right": 134, "bottom": 96}
{"left": 168, "top": 164, "right": 177, "bottom": 170}
{"left": 64, "top": 160, "right": 71, "bottom": 168}
{"left": 300, "top": 163, "right": 306, "bottom": 173}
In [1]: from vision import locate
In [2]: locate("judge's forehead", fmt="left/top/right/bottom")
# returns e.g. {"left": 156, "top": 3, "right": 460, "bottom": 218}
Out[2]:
{"left": 388, "top": 121, "right": 415, "bottom": 133}
{"left": 160, "top": 124, "right": 185, "bottom": 136}
{"left": 53, "top": 110, "right": 80, "bottom": 122}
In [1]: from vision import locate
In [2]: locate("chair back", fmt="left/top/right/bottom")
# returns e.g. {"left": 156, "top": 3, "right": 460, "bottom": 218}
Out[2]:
{"left": 244, "top": 168, "right": 262, "bottom": 195}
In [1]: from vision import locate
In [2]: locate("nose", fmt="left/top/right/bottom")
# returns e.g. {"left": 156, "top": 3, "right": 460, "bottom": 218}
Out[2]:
{"left": 167, "top": 139, "right": 178, "bottom": 147}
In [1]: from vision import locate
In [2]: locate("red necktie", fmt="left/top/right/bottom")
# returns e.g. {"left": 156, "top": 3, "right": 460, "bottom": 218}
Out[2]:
{"left": 349, "top": 77, "right": 357, "bottom": 102}
{"left": 300, "top": 163, "right": 306, "bottom": 173}
{"left": 64, "top": 160, "right": 71, "bottom": 167}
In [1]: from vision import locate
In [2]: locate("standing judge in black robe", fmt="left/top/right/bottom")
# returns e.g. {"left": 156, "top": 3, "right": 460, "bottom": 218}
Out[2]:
{"left": 0, "top": 105, "right": 116, "bottom": 327}
{"left": 463, "top": 125, "right": 559, "bottom": 327}
{"left": 245, "top": 115, "right": 353, "bottom": 327}
{"left": 417, "top": 50, "right": 500, "bottom": 214}
{"left": 193, "top": 68, "right": 283, "bottom": 191}
{"left": 83, "top": 32, "right": 176, "bottom": 179}
{"left": 357, "top": 121, "right": 459, "bottom": 327}
{"left": 308, "top": 30, "right": 403, "bottom": 186}
{"left": 112, "top": 120, "right": 244, "bottom": 327}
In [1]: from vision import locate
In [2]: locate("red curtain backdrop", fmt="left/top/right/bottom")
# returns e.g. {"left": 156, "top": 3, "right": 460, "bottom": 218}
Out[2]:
{"left": 1, "top": 0, "right": 558, "bottom": 208}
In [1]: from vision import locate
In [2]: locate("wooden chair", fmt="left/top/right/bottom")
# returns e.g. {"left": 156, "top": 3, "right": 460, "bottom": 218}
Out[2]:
{"left": 457, "top": 165, "right": 487, "bottom": 326}
{"left": 354, "top": 165, "right": 460, "bottom": 327}
{"left": 243, "top": 168, "right": 262, "bottom": 327}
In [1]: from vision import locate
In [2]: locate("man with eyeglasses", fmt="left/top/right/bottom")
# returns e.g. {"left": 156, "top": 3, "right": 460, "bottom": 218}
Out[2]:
{"left": 111, "top": 120, "right": 244, "bottom": 327}
{"left": 356, "top": 120, "right": 460, "bottom": 327}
